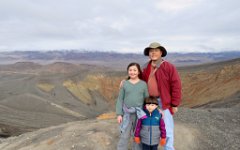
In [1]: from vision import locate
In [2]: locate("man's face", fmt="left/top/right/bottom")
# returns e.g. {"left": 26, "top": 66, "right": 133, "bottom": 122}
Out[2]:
{"left": 149, "top": 48, "right": 162, "bottom": 61}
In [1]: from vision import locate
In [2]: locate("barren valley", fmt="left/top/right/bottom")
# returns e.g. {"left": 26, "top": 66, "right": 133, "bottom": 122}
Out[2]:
{"left": 0, "top": 56, "right": 239, "bottom": 150}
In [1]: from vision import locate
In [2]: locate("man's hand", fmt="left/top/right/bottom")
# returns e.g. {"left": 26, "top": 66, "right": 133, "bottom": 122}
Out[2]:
{"left": 172, "top": 107, "right": 178, "bottom": 114}
{"left": 119, "top": 80, "right": 125, "bottom": 89}
{"left": 169, "top": 107, "right": 178, "bottom": 115}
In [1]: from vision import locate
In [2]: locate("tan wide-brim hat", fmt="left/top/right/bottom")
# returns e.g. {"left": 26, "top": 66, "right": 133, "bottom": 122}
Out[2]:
{"left": 144, "top": 42, "right": 167, "bottom": 57}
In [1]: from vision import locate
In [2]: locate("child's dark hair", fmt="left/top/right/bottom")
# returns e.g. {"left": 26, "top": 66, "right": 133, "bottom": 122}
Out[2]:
{"left": 127, "top": 62, "right": 142, "bottom": 79}
{"left": 144, "top": 96, "right": 159, "bottom": 105}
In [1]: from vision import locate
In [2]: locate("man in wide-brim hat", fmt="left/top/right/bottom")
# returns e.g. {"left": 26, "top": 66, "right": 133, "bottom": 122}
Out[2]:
{"left": 144, "top": 42, "right": 167, "bottom": 57}
{"left": 141, "top": 42, "right": 182, "bottom": 150}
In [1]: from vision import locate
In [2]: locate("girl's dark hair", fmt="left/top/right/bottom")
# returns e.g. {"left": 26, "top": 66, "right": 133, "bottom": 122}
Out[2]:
{"left": 127, "top": 62, "right": 142, "bottom": 79}
{"left": 144, "top": 96, "right": 159, "bottom": 105}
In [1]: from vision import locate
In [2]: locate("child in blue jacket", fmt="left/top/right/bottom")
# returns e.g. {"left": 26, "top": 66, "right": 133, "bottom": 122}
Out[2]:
{"left": 134, "top": 96, "right": 166, "bottom": 150}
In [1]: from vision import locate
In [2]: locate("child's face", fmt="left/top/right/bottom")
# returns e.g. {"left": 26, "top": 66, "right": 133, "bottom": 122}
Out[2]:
{"left": 128, "top": 65, "right": 139, "bottom": 80}
{"left": 145, "top": 104, "right": 158, "bottom": 113}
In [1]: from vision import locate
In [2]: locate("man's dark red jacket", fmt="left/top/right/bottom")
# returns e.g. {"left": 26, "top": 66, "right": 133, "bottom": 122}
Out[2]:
{"left": 142, "top": 60, "right": 182, "bottom": 110}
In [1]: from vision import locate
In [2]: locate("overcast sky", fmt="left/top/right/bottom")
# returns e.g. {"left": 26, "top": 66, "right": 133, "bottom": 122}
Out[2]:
{"left": 0, "top": 0, "right": 240, "bottom": 53}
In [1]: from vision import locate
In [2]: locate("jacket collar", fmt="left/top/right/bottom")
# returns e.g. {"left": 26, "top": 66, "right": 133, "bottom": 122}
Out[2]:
{"left": 142, "top": 59, "right": 165, "bottom": 69}
{"left": 145, "top": 108, "right": 159, "bottom": 116}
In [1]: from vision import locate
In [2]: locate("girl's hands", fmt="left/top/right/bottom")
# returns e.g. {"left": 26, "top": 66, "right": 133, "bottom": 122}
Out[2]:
{"left": 117, "top": 115, "right": 123, "bottom": 124}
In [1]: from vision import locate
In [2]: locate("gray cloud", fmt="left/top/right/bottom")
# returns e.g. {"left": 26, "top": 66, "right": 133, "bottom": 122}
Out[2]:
{"left": 0, "top": 0, "right": 239, "bottom": 53}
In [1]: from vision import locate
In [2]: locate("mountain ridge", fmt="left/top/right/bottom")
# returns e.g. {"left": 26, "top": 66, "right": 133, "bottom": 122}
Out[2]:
{"left": 1, "top": 51, "right": 240, "bottom": 69}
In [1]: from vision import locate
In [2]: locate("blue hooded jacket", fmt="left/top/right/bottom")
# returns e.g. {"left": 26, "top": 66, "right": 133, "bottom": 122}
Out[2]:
{"left": 134, "top": 108, "right": 166, "bottom": 145}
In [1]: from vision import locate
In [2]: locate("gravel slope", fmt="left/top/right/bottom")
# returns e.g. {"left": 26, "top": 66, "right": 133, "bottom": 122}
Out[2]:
{"left": 0, "top": 98, "right": 239, "bottom": 150}
{"left": 174, "top": 95, "right": 240, "bottom": 150}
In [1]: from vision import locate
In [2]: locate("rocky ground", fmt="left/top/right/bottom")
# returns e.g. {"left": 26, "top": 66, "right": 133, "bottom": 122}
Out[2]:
{"left": 0, "top": 118, "right": 196, "bottom": 150}
{"left": 175, "top": 93, "right": 240, "bottom": 150}
{"left": 0, "top": 95, "right": 239, "bottom": 150}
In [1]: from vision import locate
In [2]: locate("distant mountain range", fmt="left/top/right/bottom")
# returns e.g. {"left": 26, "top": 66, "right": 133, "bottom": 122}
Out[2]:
{"left": 0, "top": 50, "right": 240, "bottom": 69}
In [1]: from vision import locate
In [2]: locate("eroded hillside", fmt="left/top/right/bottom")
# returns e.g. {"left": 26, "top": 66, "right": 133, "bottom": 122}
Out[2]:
{"left": 62, "top": 73, "right": 124, "bottom": 106}
{"left": 179, "top": 58, "right": 240, "bottom": 107}
{"left": 75, "top": 57, "right": 240, "bottom": 109}
{"left": 64, "top": 58, "right": 240, "bottom": 108}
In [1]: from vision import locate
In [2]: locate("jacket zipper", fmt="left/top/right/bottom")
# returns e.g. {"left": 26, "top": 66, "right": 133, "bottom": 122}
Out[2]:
{"left": 150, "top": 113, "right": 152, "bottom": 145}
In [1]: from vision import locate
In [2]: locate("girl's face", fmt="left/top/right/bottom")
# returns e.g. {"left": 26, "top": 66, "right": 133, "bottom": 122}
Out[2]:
{"left": 128, "top": 65, "right": 139, "bottom": 80}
